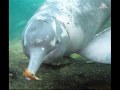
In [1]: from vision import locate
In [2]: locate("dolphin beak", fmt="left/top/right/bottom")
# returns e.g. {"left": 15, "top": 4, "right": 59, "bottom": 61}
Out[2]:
{"left": 23, "top": 48, "right": 46, "bottom": 80}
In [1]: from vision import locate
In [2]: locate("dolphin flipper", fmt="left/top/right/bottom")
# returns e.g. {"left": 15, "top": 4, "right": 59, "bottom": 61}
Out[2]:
{"left": 79, "top": 27, "right": 111, "bottom": 64}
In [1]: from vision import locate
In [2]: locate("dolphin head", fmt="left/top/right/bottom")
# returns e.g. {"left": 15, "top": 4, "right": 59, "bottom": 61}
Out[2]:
{"left": 22, "top": 16, "right": 69, "bottom": 80}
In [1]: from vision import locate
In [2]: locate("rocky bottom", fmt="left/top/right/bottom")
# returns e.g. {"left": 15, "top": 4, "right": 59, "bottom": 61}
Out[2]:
{"left": 9, "top": 40, "right": 111, "bottom": 90}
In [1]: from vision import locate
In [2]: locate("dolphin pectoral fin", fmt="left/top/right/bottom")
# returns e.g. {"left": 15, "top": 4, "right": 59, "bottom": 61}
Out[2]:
{"left": 79, "top": 27, "right": 111, "bottom": 64}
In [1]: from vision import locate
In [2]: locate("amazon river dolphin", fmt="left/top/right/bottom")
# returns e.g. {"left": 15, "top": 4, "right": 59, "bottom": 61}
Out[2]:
{"left": 22, "top": 0, "right": 111, "bottom": 80}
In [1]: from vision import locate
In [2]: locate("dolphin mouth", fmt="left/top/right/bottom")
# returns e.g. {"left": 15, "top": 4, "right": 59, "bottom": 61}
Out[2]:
{"left": 23, "top": 48, "right": 56, "bottom": 80}
{"left": 23, "top": 48, "right": 46, "bottom": 80}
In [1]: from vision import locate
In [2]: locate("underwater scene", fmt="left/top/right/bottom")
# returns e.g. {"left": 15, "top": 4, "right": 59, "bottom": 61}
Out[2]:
{"left": 9, "top": 0, "right": 111, "bottom": 89}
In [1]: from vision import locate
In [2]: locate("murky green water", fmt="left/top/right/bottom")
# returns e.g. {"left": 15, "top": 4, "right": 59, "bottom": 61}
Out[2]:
{"left": 9, "top": 0, "right": 45, "bottom": 40}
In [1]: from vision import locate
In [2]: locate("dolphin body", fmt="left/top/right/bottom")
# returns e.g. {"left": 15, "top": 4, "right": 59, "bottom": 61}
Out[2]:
{"left": 22, "top": 0, "right": 111, "bottom": 80}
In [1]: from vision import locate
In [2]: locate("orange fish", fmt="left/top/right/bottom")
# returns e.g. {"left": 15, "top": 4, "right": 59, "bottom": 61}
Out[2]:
{"left": 23, "top": 68, "right": 40, "bottom": 80}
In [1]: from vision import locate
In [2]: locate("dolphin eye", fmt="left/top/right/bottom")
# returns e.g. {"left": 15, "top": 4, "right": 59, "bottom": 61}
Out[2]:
{"left": 56, "top": 40, "right": 59, "bottom": 44}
